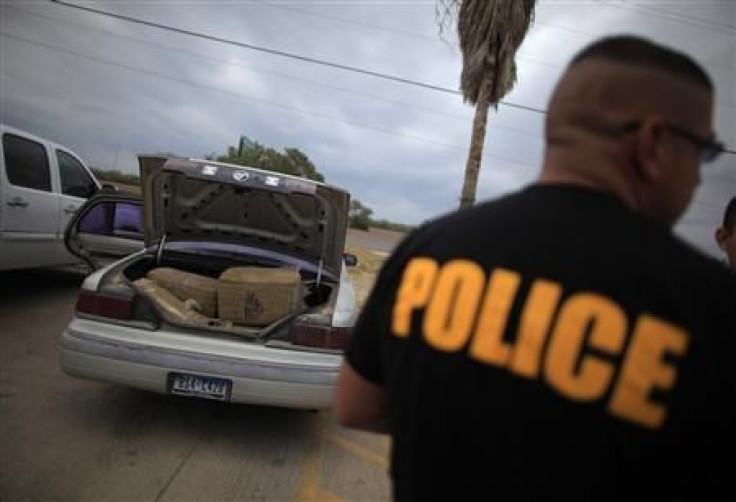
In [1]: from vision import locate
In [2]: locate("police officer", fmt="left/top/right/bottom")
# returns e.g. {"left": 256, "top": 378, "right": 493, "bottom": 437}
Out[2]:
{"left": 336, "top": 35, "right": 736, "bottom": 501}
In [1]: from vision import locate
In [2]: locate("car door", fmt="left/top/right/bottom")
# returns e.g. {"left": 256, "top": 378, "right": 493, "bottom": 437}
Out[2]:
{"left": 0, "top": 131, "right": 62, "bottom": 270}
{"left": 65, "top": 193, "right": 145, "bottom": 270}
{"left": 55, "top": 148, "right": 100, "bottom": 263}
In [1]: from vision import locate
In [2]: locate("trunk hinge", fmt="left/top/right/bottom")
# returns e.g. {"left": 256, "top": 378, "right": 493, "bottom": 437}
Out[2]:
{"left": 315, "top": 200, "right": 330, "bottom": 290}
{"left": 155, "top": 233, "right": 168, "bottom": 265}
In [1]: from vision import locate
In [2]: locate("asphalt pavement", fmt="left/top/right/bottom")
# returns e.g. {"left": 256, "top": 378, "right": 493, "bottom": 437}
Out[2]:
{"left": 0, "top": 251, "right": 392, "bottom": 501}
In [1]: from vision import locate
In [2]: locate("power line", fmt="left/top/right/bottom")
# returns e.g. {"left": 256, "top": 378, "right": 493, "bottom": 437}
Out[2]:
{"left": 45, "top": 1, "right": 736, "bottom": 111}
{"left": 252, "top": 0, "right": 567, "bottom": 71}
{"left": 0, "top": 30, "right": 541, "bottom": 171}
{"left": 6, "top": 5, "right": 734, "bottom": 183}
{"left": 47, "top": 0, "right": 546, "bottom": 115}
{"left": 533, "top": 4, "right": 736, "bottom": 75}
{"left": 6, "top": 5, "right": 546, "bottom": 142}
{"left": 253, "top": 0, "right": 440, "bottom": 42}
{"left": 612, "top": 2, "right": 736, "bottom": 36}
{"left": 2, "top": 35, "right": 731, "bottom": 208}
{"left": 642, "top": 6, "right": 735, "bottom": 34}
{"left": 7, "top": 6, "right": 469, "bottom": 119}
{"left": 248, "top": 0, "right": 736, "bottom": 105}
{"left": 4, "top": 20, "right": 732, "bottom": 181}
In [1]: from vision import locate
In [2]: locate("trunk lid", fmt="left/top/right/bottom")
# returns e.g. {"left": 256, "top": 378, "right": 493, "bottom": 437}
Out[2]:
{"left": 140, "top": 156, "right": 350, "bottom": 278}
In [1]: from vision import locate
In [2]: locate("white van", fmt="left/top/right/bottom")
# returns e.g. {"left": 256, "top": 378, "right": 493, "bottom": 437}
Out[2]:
{"left": 0, "top": 124, "right": 101, "bottom": 271}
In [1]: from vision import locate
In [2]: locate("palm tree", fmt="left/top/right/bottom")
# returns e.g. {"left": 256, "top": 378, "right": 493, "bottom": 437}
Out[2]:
{"left": 437, "top": 0, "right": 537, "bottom": 209}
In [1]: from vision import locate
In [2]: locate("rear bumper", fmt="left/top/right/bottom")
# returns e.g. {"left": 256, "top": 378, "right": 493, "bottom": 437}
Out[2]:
{"left": 59, "top": 317, "right": 342, "bottom": 409}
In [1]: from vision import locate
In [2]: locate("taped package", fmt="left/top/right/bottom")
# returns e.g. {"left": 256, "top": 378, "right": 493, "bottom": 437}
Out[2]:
{"left": 218, "top": 267, "right": 303, "bottom": 326}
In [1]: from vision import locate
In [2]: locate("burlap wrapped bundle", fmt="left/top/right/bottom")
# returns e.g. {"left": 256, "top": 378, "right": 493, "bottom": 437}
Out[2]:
{"left": 133, "top": 278, "right": 209, "bottom": 325}
{"left": 147, "top": 267, "right": 218, "bottom": 317}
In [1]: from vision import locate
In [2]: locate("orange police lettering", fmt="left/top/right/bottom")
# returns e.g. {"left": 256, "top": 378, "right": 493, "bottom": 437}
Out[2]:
{"left": 390, "top": 258, "right": 690, "bottom": 429}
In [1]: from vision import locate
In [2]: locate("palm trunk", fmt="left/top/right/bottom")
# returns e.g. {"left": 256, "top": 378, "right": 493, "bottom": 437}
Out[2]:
{"left": 458, "top": 71, "right": 493, "bottom": 209}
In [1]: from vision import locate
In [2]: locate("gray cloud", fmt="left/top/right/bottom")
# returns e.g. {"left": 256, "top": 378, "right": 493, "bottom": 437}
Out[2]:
{"left": 1, "top": 0, "right": 734, "bottom": 259}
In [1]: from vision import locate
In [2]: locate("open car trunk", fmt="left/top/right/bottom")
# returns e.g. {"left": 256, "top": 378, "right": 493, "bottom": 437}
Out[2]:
{"left": 65, "top": 155, "right": 352, "bottom": 340}
{"left": 117, "top": 249, "right": 337, "bottom": 340}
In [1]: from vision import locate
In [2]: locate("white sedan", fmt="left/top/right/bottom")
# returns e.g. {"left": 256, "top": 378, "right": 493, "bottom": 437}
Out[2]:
{"left": 59, "top": 156, "right": 358, "bottom": 409}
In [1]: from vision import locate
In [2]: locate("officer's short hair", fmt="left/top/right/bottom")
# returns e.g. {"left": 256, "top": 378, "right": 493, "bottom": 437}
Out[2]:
{"left": 571, "top": 35, "right": 712, "bottom": 91}
{"left": 722, "top": 197, "right": 736, "bottom": 233}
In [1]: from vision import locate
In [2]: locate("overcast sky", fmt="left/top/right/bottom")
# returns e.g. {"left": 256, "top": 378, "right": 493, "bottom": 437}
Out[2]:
{"left": 1, "top": 0, "right": 734, "bottom": 257}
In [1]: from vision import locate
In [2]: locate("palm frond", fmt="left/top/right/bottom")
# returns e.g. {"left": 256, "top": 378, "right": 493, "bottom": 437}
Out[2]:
{"left": 437, "top": 0, "right": 537, "bottom": 105}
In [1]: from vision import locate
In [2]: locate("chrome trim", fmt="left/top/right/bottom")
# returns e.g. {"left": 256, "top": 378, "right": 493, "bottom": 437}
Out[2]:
{"left": 60, "top": 323, "right": 340, "bottom": 385}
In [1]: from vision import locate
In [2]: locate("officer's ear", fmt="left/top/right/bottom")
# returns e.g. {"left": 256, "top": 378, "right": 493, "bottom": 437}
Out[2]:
{"left": 715, "top": 227, "right": 730, "bottom": 251}
{"left": 633, "top": 118, "right": 667, "bottom": 183}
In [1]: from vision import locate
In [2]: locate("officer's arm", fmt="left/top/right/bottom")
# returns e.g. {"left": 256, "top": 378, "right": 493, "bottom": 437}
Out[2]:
{"left": 335, "top": 361, "right": 390, "bottom": 434}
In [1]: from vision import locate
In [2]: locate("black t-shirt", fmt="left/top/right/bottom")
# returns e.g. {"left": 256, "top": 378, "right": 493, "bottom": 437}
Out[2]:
{"left": 346, "top": 184, "right": 736, "bottom": 502}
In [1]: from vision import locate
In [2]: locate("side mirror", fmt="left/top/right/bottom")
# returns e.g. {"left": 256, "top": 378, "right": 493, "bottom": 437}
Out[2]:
{"left": 101, "top": 183, "right": 118, "bottom": 192}
{"left": 343, "top": 253, "right": 358, "bottom": 267}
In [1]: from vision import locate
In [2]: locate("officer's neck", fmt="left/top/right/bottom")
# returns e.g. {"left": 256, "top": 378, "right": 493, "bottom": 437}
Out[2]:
{"left": 538, "top": 144, "right": 641, "bottom": 212}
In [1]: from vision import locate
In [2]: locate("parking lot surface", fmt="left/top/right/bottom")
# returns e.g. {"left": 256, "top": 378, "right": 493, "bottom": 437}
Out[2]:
{"left": 0, "top": 229, "right": 404, "bottom": 501}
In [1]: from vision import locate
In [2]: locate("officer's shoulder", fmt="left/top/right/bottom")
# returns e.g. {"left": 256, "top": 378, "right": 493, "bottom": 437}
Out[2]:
{"left": 419, "top": 194, "right": 515, "bottom": 232}
{"left": 653, "top": 226, "right": 736, "bottom": 286}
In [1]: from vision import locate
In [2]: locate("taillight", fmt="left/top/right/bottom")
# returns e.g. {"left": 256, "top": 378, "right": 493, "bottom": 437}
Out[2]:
{"left": 288, "top": 322, "right": 351, "bottom": 350}
{"left": 76, "top": 290, "right": 134, "bottom": 320}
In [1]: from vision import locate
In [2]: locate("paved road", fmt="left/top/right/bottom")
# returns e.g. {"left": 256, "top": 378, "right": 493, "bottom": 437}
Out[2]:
{"left": 345, "top": 229, "right": 405, "bottom": 255}
{"left": 0, "top": 266, "right": 391, "bottom": 501}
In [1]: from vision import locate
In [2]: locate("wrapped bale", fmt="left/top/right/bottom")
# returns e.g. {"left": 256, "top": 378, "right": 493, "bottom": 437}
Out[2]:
{"left": 133, "top": 278, "right": 209, "bottom": 325}
{"left": 147, "top": 267, "right": 218, "bottom": 317}
{"left": 218, "top": 267, "right": 303, "bottom": 326}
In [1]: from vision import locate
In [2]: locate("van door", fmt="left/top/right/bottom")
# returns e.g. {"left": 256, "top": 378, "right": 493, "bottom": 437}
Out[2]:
{"left": 55, "top": 148, "right": 100, "bottom": 264}
{"left": 0, "top": 132, "right": 62, "bottom": 270}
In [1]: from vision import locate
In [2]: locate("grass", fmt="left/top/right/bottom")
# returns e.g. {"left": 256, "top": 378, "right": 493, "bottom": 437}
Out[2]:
{"left": 345, "top": 246, "right": 388, "bottom": 308}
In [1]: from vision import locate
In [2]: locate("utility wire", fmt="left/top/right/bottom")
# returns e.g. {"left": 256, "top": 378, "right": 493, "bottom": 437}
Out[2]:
{"left": 251, "top": 0, "right": 566, "bottom": 71}
{"left": 613, "top": 2, "right": 736, "bottom": 36}
{"left": 537, "top": 2, "right": 735, "bottom": 74}
{"left": 641, "top": 6, "right": 735, "bottom": 34}
{"left": 6, "top": 4, "right": 546, "bottom": 142}
{"left": 9, "top": 23, "right": 735, "bottom": 191}
{"left": 48, "top": 0, "right": 546, "bottom": 115}
{"left": 2, "top": 28, "right": 731, "bottom": 202}
{"left": 253, "top": 0, "right": 440, "bottom": 42}
{"left": 5, "top": 11, "right": 734, "bottom": 180}
{"left": 0, "top": 30, "right": 543, "bottom": 171}
{"left": 48, "top": 0, "right": 735, "bottom": 116}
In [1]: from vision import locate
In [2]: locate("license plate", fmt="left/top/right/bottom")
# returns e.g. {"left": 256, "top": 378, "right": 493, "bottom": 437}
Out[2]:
{"left": 168, "top": 373, "right": 232, "bottom": 402}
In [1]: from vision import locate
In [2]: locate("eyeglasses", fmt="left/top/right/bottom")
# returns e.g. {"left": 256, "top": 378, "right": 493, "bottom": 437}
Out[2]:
{"left": 621, "top": 120, "right": 733, "bottom": 163}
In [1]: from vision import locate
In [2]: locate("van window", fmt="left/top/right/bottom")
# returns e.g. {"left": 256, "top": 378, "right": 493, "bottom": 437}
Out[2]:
{"left": 3, "top": 133, "right": 52, "bottom": 192}
{"left": 57, "top": 150, "right": 97, "bottom": 198}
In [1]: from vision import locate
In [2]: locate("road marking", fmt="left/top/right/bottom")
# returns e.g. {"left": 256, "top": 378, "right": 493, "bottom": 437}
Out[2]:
{"left": 154, "top": 439, "right": 199, "bottom": 502}
{"left": 294, "top": 420, "right": 346, "bottom": 502}
{"left": 329, "top": 433, "right": 389, "bottom": 471}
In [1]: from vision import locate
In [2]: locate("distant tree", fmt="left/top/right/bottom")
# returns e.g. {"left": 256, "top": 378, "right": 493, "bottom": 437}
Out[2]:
{"left": 369, "top": 219, "right": 416, "bottom": 233}
{"left": 349, "top": 199, "right": 374, "bottom": 230}
{"left": 217, "top": 137, "right": 326, "bottom": 182}
{"left": 284, "top": 147, "right": 325, "bottom": 182}
{"left": 90, "top": 167, "right": 140, "bottom": 186}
